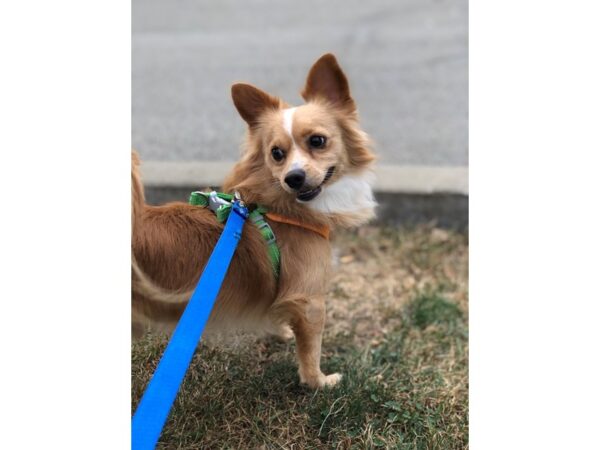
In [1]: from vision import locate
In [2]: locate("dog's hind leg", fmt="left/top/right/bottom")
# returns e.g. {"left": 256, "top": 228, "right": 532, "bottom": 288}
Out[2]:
{"left": 264, "top": 311, "right": 294, "bottom": 342}
{"left": 272, "top": 323, "right": 294, "bottom": 341}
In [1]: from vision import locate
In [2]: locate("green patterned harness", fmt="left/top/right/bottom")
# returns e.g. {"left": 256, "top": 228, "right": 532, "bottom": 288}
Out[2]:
{"left": 189, "top": 191, "right": 280, "bottom": 279}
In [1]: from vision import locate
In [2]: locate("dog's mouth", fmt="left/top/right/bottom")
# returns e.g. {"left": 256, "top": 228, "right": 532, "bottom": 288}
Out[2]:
{"left": 296, "top": 166, "right": 336, "bottom": 202}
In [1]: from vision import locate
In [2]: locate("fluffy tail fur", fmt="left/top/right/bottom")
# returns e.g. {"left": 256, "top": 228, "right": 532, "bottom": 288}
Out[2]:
{"left": 131, "top": 151, "right": 145, "bottom": 237}
{"left": 132, "top": 256, "right": 194, "bottom": 304}
{"left": 131, "top": 151, "right": 193, "bottom": 305}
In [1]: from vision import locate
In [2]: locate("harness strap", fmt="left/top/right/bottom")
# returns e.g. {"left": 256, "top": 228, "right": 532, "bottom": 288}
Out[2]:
{"left": 249, "top": 208, "right": 280, "bottom": 277}
{"left": 188, "top": 191, "right": 331, "bottom": 278}
{"left": 189, "top": 191, "right": 281, "bottom": 278}
{"left": 265, "top": 212, "right": 330, "bottom": 240}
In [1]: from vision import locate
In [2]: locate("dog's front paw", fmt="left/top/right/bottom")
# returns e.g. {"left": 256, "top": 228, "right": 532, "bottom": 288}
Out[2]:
{"left": 322, "top": 373, "right": 343, "bottom": 387}
{"left": 301, "top": 372, "right": 343, "bottom": 389}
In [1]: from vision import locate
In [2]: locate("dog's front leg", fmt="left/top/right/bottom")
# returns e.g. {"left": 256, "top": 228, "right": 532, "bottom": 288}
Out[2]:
{"left": 290, "top": 295, "right": 341, "bottom": 389}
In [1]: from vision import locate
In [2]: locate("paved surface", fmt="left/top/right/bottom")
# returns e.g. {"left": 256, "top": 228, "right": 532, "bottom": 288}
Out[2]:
{"left": 133, "top": 0, "right": 467, "bottom": 166}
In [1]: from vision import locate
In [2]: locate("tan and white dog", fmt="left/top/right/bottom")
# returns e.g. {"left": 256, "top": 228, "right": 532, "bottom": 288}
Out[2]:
{"left": 132, "top": 53, "right": 376, "bottom": 388}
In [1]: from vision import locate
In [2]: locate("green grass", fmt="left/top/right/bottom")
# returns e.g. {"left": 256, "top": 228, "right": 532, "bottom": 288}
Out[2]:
{"left": 132, "top": 227, "right": 468, "bottom": 449}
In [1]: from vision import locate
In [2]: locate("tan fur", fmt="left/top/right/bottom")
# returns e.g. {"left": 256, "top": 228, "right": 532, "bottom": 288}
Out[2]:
{"left": 132, "top": 54, "right": 375, "bottom": 388}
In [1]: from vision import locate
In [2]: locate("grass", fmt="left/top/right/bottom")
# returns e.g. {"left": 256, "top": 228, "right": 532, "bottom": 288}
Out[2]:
{"left": 132, "top": 225, "right": 468, "bottom": 449}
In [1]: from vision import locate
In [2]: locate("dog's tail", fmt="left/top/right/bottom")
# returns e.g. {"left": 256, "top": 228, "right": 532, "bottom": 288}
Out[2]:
{"left": 132, "top": 255, "right": 195, "bottom": 304}
{"left": 132, "top": 151, "right": 145, "bottom": 236}
{"left": 131, "top": 152, "right": 194, "bottom": 305}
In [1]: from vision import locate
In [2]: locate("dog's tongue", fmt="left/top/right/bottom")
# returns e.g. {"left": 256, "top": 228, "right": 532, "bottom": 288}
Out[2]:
{"left": 297, "top": 186, "right": 322, "bottom": 202}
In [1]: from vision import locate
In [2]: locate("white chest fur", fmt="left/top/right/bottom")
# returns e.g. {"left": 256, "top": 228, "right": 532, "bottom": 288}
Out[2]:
{"left": 306, "top": 170, "right": 376, "bottom": 217}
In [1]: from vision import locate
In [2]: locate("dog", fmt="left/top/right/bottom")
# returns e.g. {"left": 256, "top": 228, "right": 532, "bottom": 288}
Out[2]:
{"left": 132, "top": 53, "right": 376, "bottom": 388}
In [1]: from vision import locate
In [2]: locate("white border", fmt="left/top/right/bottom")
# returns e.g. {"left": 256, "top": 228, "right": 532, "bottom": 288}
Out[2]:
{"left": 0, "top": 1, "right": 130, "bottom": 448}
{"left": 470, "top": 1, "right": 600, "bottom": 448}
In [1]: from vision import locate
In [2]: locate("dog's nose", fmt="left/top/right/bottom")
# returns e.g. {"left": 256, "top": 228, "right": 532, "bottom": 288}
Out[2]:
{"left": 284, "top": 169, "right": 306, "bottom": 190}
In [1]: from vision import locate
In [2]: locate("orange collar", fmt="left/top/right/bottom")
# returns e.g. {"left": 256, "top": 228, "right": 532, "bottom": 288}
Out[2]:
{"left": 265, "top": 212, "right": 330, "bottom": 240}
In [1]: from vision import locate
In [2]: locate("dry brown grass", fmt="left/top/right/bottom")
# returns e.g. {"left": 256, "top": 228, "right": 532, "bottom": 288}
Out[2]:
{"left": 328, "top": 225, "right": 468, "bottom": 339}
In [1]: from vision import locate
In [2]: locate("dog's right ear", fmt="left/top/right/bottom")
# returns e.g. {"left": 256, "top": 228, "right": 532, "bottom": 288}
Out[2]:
{"left": 231, "top": 83, "right": 280, "bottom": 127}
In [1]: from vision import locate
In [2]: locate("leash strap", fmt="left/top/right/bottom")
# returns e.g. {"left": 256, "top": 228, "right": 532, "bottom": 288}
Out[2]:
{"left": 131, "top": 200, "right": 249, "bottom": 450}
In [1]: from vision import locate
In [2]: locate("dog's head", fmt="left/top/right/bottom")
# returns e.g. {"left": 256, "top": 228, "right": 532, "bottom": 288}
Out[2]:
{"left": 228, "top": 53, "right": 376, "bottom": 227}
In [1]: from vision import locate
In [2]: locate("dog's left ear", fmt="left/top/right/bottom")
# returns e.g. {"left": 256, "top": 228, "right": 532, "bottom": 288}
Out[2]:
{"left": 301, "top": 53, "right": 355, "bottom": 110}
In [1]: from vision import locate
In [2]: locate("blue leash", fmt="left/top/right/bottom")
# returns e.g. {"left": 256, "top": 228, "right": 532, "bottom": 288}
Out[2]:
{"left": 132, "top": 199, "right": 249, "bottom": 450}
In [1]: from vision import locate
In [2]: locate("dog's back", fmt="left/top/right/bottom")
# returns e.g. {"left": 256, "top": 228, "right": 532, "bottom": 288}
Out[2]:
{"left": 131, "top": 152, "right": 277, "bottom": 337}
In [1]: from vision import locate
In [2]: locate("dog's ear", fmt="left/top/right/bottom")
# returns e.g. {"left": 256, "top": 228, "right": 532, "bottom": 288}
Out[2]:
{"left": 301, "top": 53, "right": 355, "bottom": 110}
{"left": 231, "top": 83, "right": 280, "bottom": 127}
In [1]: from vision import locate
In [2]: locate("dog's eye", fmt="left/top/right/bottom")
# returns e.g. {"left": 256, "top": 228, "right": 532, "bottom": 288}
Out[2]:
{"left": 308, "top": 135, "right": 327, "bottom": 149}
{"left": 271, "top": 147, "right": 285, "bottom": 162}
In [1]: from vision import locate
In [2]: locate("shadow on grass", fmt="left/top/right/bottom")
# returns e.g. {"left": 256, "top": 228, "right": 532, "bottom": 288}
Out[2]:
{"left": 132, "top": 291, "right": 468, "bottom": 449}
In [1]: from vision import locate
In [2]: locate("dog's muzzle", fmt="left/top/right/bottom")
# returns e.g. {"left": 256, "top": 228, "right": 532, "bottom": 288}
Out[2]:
{"left": 296, "top": 166, "right": 336, "bottom": 202}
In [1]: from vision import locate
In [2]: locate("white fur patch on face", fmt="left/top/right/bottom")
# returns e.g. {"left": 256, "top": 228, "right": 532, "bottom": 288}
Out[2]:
{"left": 282, "top": 107, "right": 306, "bottom": 171}
{"left": 282, "top": 107, "right": 297, "bottom": 138}
{"left": 306, "top": 170, "right": 377, "bottom": 216}
{"left": 289, "top": 148, "right": 308, "bottom": 171}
